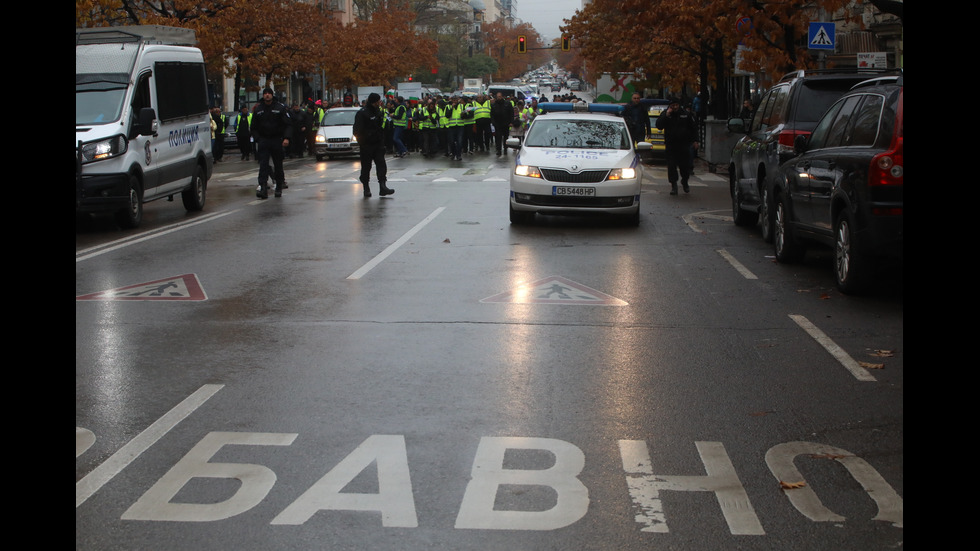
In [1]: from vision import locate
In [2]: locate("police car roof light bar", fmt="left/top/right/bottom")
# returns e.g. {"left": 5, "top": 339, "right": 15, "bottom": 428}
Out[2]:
{"left": 538, "top": 102, "right": 624, "bottom": 115}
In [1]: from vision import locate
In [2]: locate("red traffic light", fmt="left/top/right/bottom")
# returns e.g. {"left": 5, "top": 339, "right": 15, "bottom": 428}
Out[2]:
{"left": 518, "top": 35, "right": 527, "bottom": 54}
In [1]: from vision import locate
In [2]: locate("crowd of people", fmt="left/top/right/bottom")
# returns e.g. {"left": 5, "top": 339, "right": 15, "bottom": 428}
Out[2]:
{"left": 209, "top": 86, "right": 706, "bottom": 199}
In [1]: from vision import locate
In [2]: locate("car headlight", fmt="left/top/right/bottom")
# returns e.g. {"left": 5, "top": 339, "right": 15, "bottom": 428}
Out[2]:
{"left": 515, "top": 165, "right": 542, "bottom": 178}
{"left": 607, "top": 167, "right": 637, "bottom": 180}
{"left": 79, "top": 135, "right": 128, "bottom": 164}
{"left": 315, "top": 134, "right": 325, "bottom": 144}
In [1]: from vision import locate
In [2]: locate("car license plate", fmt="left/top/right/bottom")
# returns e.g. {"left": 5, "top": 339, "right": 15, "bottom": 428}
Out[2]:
{"left": 328, "top": 143, "right": 348, "bottom": 149}
{"left": 553, "top": 186, "right": 596, "bottom": 196}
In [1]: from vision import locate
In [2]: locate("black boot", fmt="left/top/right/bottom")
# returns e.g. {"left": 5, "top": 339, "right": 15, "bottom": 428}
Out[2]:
{"left": 362, "top": 182, "right": 372, "bottom": 198}
{"left": 379, "top": 183, "right": 395, "bottom": 196}
{"left": 257, "top": 184, "right": 268, "bottom": 199}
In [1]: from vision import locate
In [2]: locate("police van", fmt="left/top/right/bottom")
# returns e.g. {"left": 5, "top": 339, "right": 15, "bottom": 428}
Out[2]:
{"left": 76, "top": 26, "right": 213, "bottom": 228}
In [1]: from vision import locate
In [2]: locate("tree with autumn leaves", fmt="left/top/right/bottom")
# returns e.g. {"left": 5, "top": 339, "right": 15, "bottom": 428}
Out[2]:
{"left": 76, "top": 0, "right": 438, "bottom": 108}
{"left": 482, "top": 20, "right": 549, "bottom": 82}
{"left": 563, "top": 0, "right": 861, "bottom": 118}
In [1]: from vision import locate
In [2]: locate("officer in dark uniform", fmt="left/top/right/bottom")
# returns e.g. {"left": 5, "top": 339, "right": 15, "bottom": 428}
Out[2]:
{"left": 251, "top": 87, "right": 292, "bottom": 199}
{"left": 352, "top": 92, "right": 394, "bottom": 198}
{"left": 656, "top": 98, "right": 698, "bottom": 195}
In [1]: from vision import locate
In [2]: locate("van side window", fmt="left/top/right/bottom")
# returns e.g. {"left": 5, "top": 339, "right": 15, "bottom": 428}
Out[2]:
{"left": 764, "top": 86, "right": 789, "bottom": 128}
{"left": 751, "top": 92, "right": 772, "bottom": 132}
{"left": 154, "top": 62, "right": 208, "bottom": 121}
{"left": 129, "top": 71, "right": 152, "bottom": 138}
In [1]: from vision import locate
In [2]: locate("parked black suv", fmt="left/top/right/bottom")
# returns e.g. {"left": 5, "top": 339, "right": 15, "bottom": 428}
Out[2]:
{"left": 771, "top": 74, "right": 903, "bottom": 294}
{"left": 727, "top": 69, "right": 901, "bottom": 242}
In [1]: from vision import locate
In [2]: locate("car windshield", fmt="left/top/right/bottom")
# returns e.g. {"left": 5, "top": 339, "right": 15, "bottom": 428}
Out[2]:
{"left": 320, "top": 109, "right": 357, "bottom": 126}
{"left": 795, "top": 81, "right": 866, "bottom": 125}
{"left": 524, "top": 119, "right": 631, "bottom": 149}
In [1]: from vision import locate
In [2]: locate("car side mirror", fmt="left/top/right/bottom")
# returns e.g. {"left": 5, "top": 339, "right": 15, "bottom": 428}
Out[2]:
{"left": 793, "top": 134, "right": 809, "bottom": 155}
{"left": 727, "top": 117, "right": 746, "bottom": 134}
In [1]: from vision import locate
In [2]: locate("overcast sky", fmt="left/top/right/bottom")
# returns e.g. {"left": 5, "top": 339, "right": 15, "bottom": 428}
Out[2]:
{"left": 514, "top": 0, "right": 583, "bottom": 43}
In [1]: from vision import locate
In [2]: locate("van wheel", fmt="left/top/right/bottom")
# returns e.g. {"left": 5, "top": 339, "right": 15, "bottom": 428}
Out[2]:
{"left": 115, "top": 174, "right": 143, "bottom": 229}
{"left": 316, "top": 154, "right": 324, "bottom": 162}
{"left": 181, "top": 165, "right": 206, "bottom": 211}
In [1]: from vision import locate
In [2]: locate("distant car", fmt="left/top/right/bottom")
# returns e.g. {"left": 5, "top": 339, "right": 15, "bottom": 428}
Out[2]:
{"left": 314, "top": 107, "right": 360, "bottom": 161}
{"left": 567, "top": 79, "right": 581, "bottom": 91}
{"left": 727, "top": 69, "right": 901, "bottom": 242}
{"left": 771, "top": 74, "right": 903, "bottom": 294}
{"left": 221, "top": 111, "right": 239, "bottom": 151}
{"left": 507, "top": 102, "right": 652, "bottom": 226}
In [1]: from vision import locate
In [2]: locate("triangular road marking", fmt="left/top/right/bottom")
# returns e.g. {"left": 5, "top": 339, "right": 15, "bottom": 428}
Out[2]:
{"left": 76, "top": 274, "right": 207, "bottom": 301}
{"left": 480, "top": 275, "right": 627, "bottom": 305}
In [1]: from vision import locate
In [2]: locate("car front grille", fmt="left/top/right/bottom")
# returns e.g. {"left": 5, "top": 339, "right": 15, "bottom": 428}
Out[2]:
{"left": 515, "top": 194, "right": 635, "bottom": 208}
{"left": 327, "top": 137, "right": 350, "bottom": 143}
{"left": 540, "top": 169, "right": 609, "bottom": 183}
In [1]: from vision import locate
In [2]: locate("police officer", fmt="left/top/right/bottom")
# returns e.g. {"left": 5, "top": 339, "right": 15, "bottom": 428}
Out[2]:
{"left": 656, "top": 98, "right": 698, "bottom": 195}
{"left": 352, "top": 92, "right": 394, "bottom": 198}
{"left": 252, "top": 87, "right": 292, "bottom": 199}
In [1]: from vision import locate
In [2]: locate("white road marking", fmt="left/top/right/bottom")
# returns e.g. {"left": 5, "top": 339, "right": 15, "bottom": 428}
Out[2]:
{"left": 75, "top": 384, "right": 224, "bottom": 507}
{"left": 790, "top": 314, "right": 876, "bottom": 381}
{"left": 346, "top": 207, "right": 446, "bottom": 280}
{"left": 717, "top": 249, "right": 758, "bottom": 279}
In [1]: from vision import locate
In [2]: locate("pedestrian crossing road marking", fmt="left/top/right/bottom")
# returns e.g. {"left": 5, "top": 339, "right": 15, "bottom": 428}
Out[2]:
{"left": 76, "top": 274, "right": 207, "bottom": 301}
{"left": 480, "top": 275, "right": 628, "bottom": 305}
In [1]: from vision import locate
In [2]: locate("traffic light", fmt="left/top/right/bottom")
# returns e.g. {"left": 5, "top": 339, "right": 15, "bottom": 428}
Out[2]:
{"left": 517, "top": 35, "right": 527, "bottom": 54}
{"left": 561, "top": 36, "right": 570, "bottom": 51}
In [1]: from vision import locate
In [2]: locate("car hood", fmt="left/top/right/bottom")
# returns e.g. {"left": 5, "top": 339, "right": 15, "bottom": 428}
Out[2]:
{"left": 318, "top": 125, "right": 354, "bottom": 139}
{"left": 516, "top": 147, "right": 638, "bottom": 170}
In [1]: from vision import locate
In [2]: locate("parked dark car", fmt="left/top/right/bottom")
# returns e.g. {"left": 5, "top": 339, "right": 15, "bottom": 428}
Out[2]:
{"left": 727, "top": 69, "right": 901, "bottom": 242}
{"left": 771, "top": 74, "right": 903, "bottom": 294}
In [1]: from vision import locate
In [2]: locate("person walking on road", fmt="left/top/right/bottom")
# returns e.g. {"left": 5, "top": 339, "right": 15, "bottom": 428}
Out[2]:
{"left": 251, "top": 87, "right": 292, "bottom": 199}
{"left": 491, "top": 93, "right": 513, "bottom": 156}
{"left": 353, "top": 92, "right": 394, "bottom": 198}
{"left": 623, "top": 93, "right": 651, "bottom": 145}
{"left": 656, "top": 98, "right": 699, "bottom": 195}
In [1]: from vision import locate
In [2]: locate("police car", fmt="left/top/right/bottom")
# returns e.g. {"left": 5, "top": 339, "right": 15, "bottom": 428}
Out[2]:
{"left": 507, "top": 102, "right": 652, "bottom": 226}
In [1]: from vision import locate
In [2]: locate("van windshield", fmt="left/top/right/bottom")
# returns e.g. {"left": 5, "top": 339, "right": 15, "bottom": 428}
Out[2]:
{"left": 76, "top": 74, "right": 128, "bottom": 125}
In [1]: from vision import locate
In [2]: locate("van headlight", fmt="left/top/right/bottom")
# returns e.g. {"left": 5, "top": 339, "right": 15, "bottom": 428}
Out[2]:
{"left": 80, "top": 135, "right": 128, "bottom": 163}
{"left": 515, "top": 165, "right": 542, "bottom": 178}
{"left": 607, "top": 167, "right": 637, "bottom": 180}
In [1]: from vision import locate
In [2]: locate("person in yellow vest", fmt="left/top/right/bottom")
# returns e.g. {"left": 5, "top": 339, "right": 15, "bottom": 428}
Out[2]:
{"left": 474, "top": 94, "right": 492, "bottom": 153}
{"left": 437, "top": 98, "right": 450, "bottom": 157}
{"left": 235, "top": 105, "right": 252, "bottom": 161}
{"left": 391, "top": 96, "right": 409, "bottom": 157}
{"left": 447, "top": 96, "right": 464, "bottom": 160}
{"left": 461, "top": 96, "right": 477, "bottom": 155}
{"left": 420, "top": 98, "right": 440, "bottom": 158}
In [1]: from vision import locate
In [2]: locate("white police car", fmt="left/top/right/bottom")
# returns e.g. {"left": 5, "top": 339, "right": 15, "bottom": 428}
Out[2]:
{"left": 507, "top": 103, "right": 651, "bottom": 226}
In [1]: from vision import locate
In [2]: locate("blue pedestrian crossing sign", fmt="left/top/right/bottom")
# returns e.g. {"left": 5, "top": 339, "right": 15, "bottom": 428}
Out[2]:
{"left": 808, "top": 22, "right": 835, "bottom": 50}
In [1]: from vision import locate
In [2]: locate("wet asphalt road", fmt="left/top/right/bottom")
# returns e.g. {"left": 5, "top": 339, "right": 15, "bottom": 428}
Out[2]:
{"left": 76, "top": 140, "right": 903, "bottom": 550}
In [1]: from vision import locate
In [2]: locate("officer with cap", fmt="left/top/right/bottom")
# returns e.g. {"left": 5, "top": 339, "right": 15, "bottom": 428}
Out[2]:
{"left": 251, "top": 87, "right": 292, "bottom": 198}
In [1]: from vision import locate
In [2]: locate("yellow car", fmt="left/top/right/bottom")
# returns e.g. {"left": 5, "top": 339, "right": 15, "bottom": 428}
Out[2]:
{"left": 642, "top": 99, "right": 670, "bottom": 160}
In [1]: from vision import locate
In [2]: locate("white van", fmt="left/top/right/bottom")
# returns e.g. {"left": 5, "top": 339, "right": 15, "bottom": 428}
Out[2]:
{"left": 76, "top": 26, "right": 213, "bottom": 228}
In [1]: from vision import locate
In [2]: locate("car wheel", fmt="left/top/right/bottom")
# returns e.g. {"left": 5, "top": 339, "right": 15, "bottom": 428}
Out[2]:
{"left": 115, "top": 173, "right": 143, "bottom": 229}
{"left": 509, "top": 204, "right": 534, "bottom": 225}
{"left": 316, "top": 154, "right": 324, "bottom": 162}
{"left": 834, "top": 209, "right": 870, "bottom": 294}
{"left": 760, "top": 186, "right": 774, "bottom": 243}
{"left": 731, "top": 172, "right": 759, "bottom": 228}
{"left": 181, "top": 165, "right": 207, "bottom": 212}
{"left": 773, "top": 192, "right": 804, "bottom": 263}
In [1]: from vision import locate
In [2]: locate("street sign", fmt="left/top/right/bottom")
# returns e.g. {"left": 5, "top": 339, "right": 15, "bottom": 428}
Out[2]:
{"left": 808, "top": 22, "right": 835, "bottom": 50}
